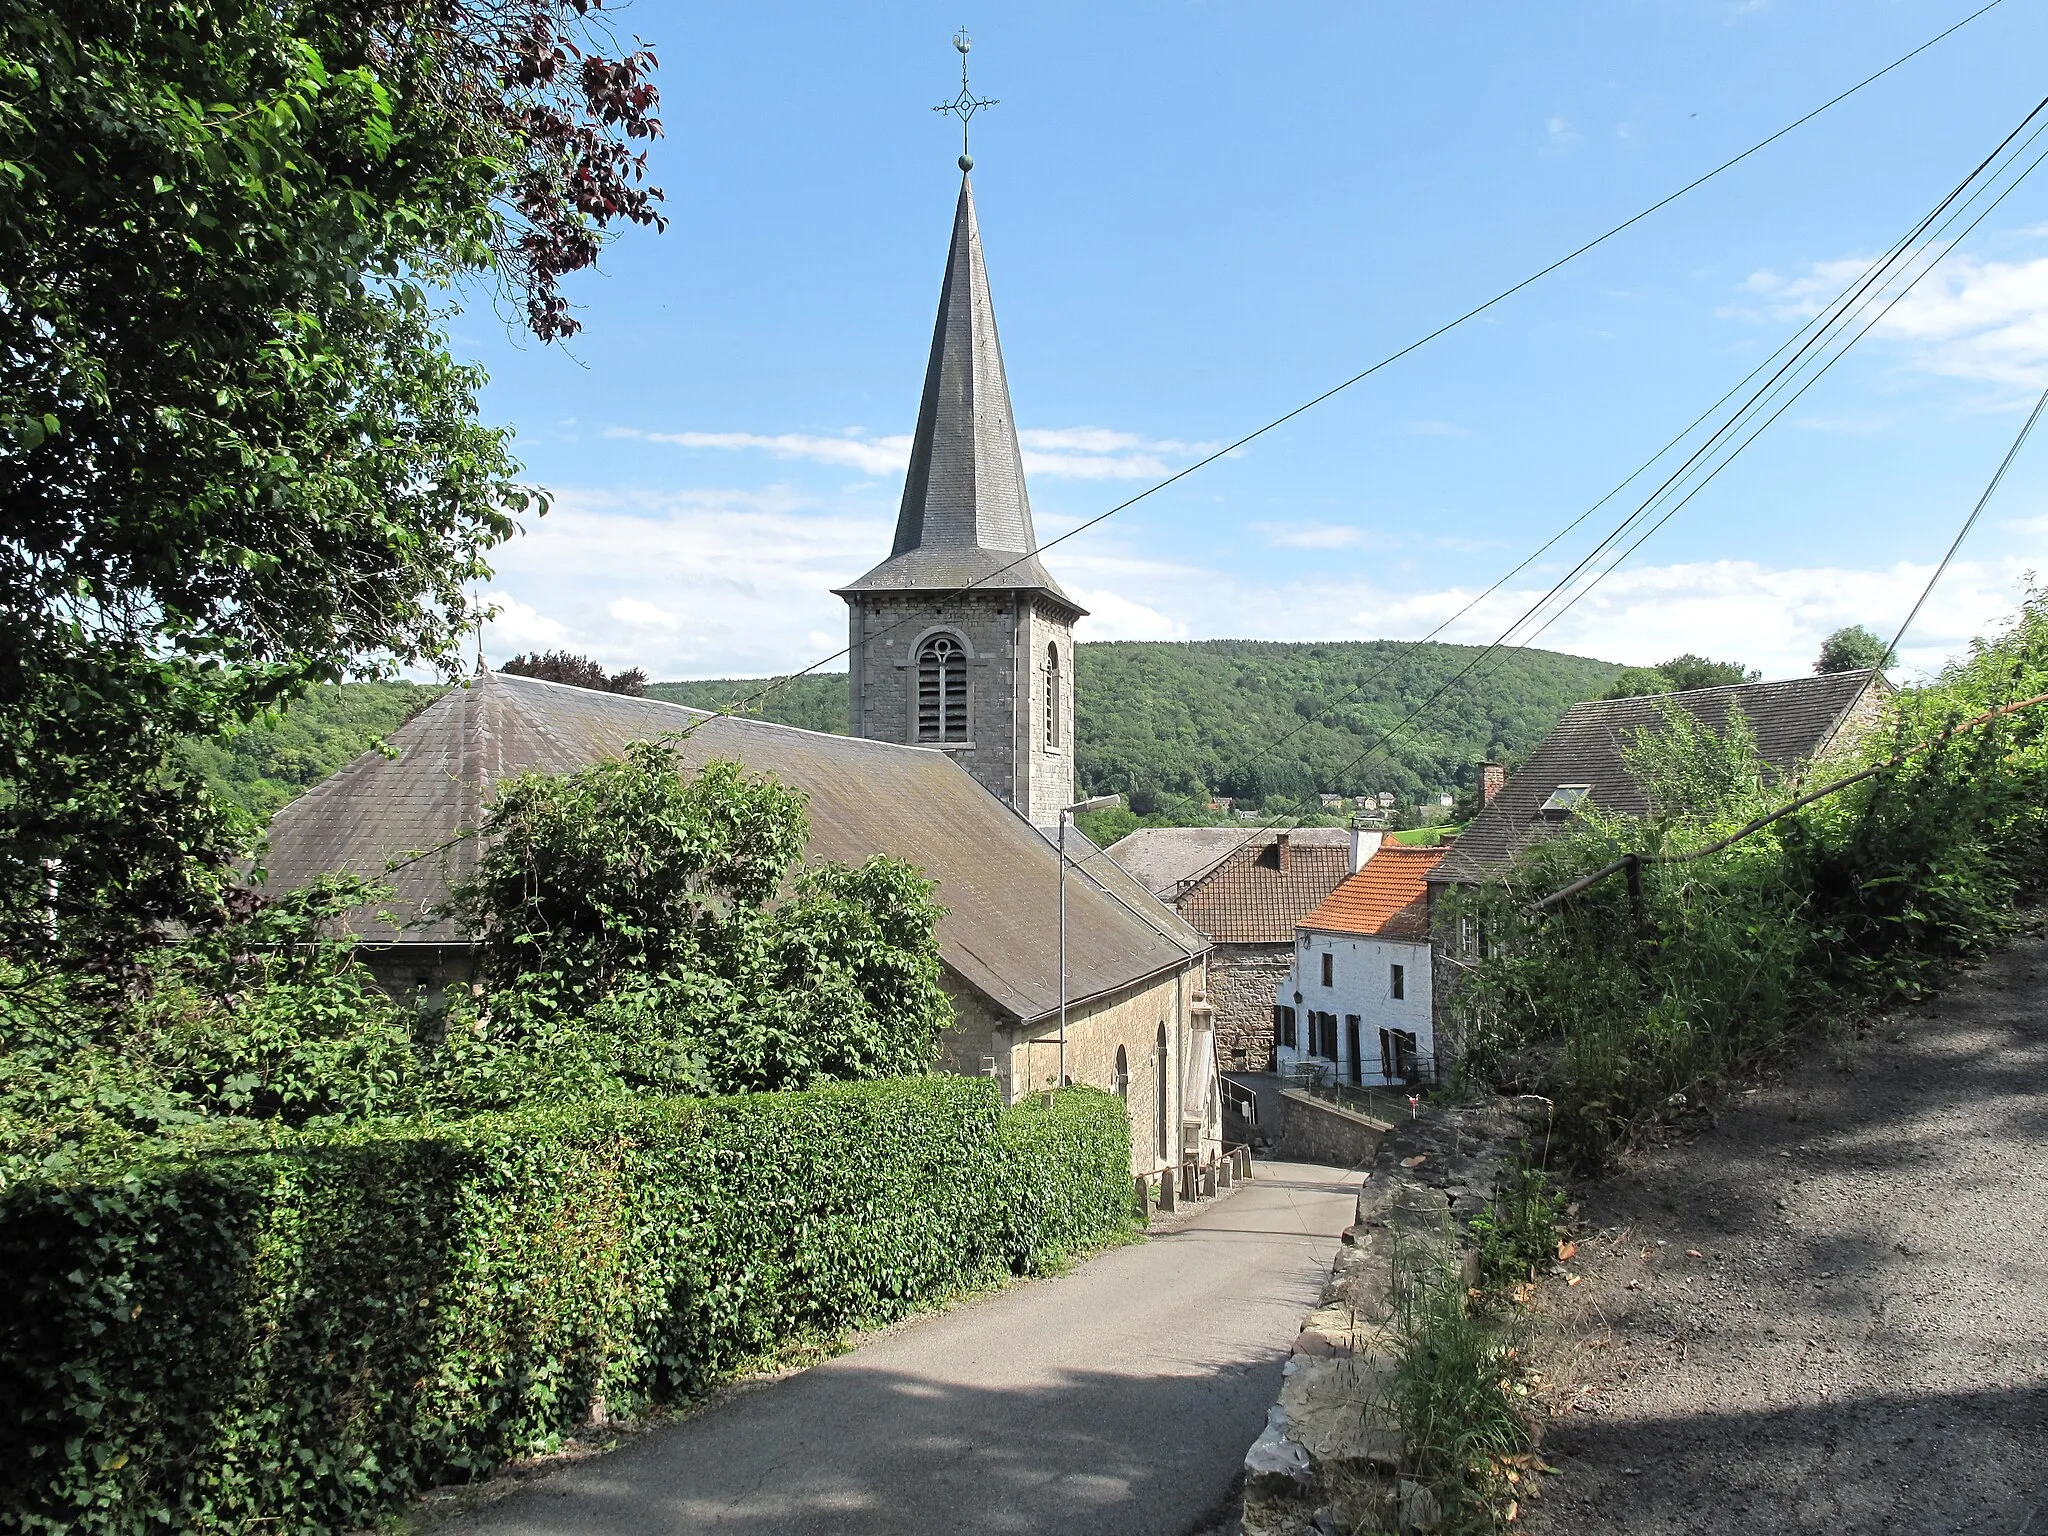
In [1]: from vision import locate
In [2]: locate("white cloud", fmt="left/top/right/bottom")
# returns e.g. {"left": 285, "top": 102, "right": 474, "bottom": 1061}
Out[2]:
{"left": 605, "top": 423, "right": 1218, "bottom": 482}
{"left": 1253, "top": 522, "right": 1378, "bottom": 550}
{"left": 1546, "top": 115, "right": 1581, "bottom": 150}
{"left": 471, "top": 483, "right": 2044, "bottom": 692}
{"left": 1066, "top": 587, "right": 1189, "bottom": 642}
{"left": 476, "top": 485, "right": 888, "bottom": 677}
{"left": 1732, "top": 248, "right": 2048, "bottom": 387}
{"left": 605, "top": 428, "right": 913, "bottom": 477}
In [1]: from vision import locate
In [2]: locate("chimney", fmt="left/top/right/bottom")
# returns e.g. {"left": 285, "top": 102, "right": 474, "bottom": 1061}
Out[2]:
{"left": 1349, "top": 818, "right": 1383, "bottom": 873}
{"left": 1276, "top": 832, "right": 1291, "bottom": 873}
{"left": 1480, "top": 762, "right": 1506, "bottom": 807}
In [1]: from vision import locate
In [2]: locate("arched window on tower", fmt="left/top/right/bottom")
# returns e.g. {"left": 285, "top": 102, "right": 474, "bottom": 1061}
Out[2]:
{"left": 1044, "top": 641, "right": 1061, "bottom": 747}
{"left": 916, "top": 632, "right": 969, "bottom": 743}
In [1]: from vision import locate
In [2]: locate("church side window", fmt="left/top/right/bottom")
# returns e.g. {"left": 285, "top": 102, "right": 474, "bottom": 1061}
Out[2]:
{"left": 916, "top": 633, "right": 969, "bottom": 743}
{"left": 1044, "top": 641, "right": 1061, "bottom": 747}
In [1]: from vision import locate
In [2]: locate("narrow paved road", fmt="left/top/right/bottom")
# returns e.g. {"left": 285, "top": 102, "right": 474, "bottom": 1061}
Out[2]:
{"left": 1525, "top": 926, "right": 2048, "bottom": 1535}
{"left": 444, "top": 1159, "right": 1363, "bottom": 1536}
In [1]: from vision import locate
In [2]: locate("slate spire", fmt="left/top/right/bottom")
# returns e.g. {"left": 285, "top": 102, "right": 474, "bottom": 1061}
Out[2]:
{"left": 837, "top": 173, "right": 1076, "bottom": 604}
{"left": 895, "top": 171, "right": 1033, "bottom": 557}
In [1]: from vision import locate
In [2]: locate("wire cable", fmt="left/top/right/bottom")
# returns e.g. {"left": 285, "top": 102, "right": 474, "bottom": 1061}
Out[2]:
{"left": 664, "top": 0, "right": 2007, "bottom": 733}
{"left": 1183, "top": 92, "right": 2048, "bottom": 870}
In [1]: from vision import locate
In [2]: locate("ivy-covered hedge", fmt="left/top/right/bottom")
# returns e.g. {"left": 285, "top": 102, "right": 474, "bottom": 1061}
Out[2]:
{"left": 0, "top": 1078, "right": 1132, "bottom": 1534}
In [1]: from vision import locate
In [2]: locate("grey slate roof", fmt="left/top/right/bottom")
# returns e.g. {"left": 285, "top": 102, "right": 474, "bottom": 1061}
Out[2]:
{"left": 1107, "top": 827, "right": 1352, "bottom": 902}
{"left": 834, "top": 174, "right": 1080, "bottom": 613}
{"left": 259, "top": 671, "right": 1201, "bottom": 1023}
{"left": 1429, "top": 669, "right": 1889, "bottom": 887}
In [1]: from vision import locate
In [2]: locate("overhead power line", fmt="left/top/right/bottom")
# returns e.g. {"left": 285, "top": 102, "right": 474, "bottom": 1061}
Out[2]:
{"left": 674, "top": 0, "right": 2006, "bottom": 733}
{"left": 1520, "top": 386, "right": 2048, "bottom": 916}
{"left": 1173, "top": 89, "right": 2048, "bottom": 874}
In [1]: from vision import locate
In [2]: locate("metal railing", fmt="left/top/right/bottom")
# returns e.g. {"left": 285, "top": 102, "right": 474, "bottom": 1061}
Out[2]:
{"left": 1219, "top": 1076, "right": 1259, "bottom": 1126}
{"left": 1286, "top": 1062, "right": 1422, "bottom": 1125}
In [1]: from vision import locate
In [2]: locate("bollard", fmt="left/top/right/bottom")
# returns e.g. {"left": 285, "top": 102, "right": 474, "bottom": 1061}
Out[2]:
{"left": 1240, "top": 1146, "right": 1254, "bottom": 1180}
{"left": 1201, "top": 1161, "right": 1217, "bottom": 1198}
{"left": 1181, "top": 1160, "right": 1196, "bottom": 1203}
{"left": 1159, "top": 1168, "right": 1177, "bottom": 1212}
{"left": 1133, "top": 1174, "right": 1151, "bottom": 1221}
{"left": 1218, "top": 1155, "right": 1233, "bottom": 1189}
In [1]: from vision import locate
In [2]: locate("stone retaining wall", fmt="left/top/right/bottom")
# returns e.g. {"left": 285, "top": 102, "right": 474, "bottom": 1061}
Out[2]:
{"left": 1271, "top": 1089, "right": 1387, "bottom": 1170}
{"left": 1242, "top": 1097, "right": 1549, "bottom": 1535}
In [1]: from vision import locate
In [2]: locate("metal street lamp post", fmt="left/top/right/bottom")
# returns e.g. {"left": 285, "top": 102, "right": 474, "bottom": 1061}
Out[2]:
{"left": 1058, "top": 794, "right": 1124, "bottom": 1091}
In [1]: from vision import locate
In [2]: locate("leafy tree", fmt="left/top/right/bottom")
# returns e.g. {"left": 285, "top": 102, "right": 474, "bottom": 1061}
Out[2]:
{"left": 1815, "top": 624, "right": 1892, "bottom": 675}
{"left": 0, "top": 0, "right": 665, "bottom": 966}
{"left": 450, "top": 743, "right": 952, "bottom": 1093}
{"left": 1602, "top": 654, "right": 1758, "bottom": 699}
{"left": 501, "top": 650, "right": 646, "bottom": 695}
{"left": 647, "top": 674, "right": 850, "bottom": 733}
{"left": 1598, "top": 666, "right": 1675, "bottom": 701}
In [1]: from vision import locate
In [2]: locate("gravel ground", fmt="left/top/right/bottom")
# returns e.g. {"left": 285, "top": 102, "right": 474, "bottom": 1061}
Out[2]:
{"left": 1520, "top": 925, "right": 2048, "bottom": 1536}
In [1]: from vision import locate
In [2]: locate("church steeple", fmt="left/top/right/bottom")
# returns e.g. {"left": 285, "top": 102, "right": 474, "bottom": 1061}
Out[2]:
{"left": 838, "top": 154, "right": 1080, "bottom": 827}
{"left": 894, "top": 173, "right": 1033, "bottom": 556}
{"left": 838, "top": 173, "right": 1076, "bottom": 602}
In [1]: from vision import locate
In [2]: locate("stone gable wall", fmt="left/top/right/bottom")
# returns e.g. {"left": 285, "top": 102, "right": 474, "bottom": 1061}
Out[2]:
{"left": 1207, "top": 941, "right": 1293, "bottom": 1070}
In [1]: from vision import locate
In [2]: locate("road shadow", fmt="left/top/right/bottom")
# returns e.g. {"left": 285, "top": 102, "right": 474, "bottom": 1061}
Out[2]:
{"left": 442, "top": 1356, "right": 1288, "bottom": 1536}
{"left": 1535, "top": 1383, "right": 2048, "bottom": 1534}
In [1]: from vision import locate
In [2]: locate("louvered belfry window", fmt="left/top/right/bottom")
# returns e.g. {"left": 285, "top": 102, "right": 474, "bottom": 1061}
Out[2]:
{"left": 916, "top": 633, "right": 969, "bottom": 742}
{"left": 1045, "top": 642, "right": 1061, "bottom": 747}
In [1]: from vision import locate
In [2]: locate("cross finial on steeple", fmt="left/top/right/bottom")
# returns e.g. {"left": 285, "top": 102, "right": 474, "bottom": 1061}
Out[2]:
{"left": 933, "top": 27, "right": 996, "bottom": 172}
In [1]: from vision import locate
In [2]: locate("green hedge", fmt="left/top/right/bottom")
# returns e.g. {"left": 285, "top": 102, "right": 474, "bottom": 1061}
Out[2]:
{"left": 0, "top": 1078, "right": 1132, "bottom": 1534}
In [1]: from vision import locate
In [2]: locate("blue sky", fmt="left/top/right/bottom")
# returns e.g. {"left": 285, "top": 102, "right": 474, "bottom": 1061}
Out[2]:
{"left": 459, "top": 0, "right": 2048, "bottom": 683}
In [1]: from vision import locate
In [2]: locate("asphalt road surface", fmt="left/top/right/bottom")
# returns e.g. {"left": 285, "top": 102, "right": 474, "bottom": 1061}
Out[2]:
{"left": 443, "top": 1158, "right": 1364, "bottom": 1536}
{"left": 1524, "top": 926, "right": 2048, "bottom": 1535}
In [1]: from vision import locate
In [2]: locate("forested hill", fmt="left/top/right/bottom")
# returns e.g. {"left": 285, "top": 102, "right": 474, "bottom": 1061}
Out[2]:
{"left": 1075, "top": 641, "right": 1617, "bottom": 804}
{"left": 651, "top": 640, "right": 1621, "bottom": 805}
{"left": 188, "top": 641, "right": 1618, "bottom": 821}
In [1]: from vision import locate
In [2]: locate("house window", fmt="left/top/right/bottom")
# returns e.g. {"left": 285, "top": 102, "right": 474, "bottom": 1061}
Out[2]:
{"left": 1317, "top": 1012, "right": 1339, "bottom": 1061}
{"left": 1320, "top": 952, "right": 1333, "bottom": 987}
{"left": 1379, "top": 1027, "right": 1420, "bottom": 1082}
{"left": 916, "top": 633, "right": 969, "bottom": 743}
{"left": 1044, "top": 642, "right": 1060, "bottom": 747}
{"left": 1274, "top": 1004, "right": 1297, "bottom": 1048}
{"left": 1114, "top": 1044, "right": 1130, "bottom": 1099}
{"left": 1390, "top": 963, "right": 1405, "bottom": 1000}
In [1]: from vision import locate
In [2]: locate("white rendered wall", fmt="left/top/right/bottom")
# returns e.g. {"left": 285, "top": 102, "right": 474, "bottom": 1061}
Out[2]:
{"left": 1272, "top": 928, "right": 1435, "bottom": 1085}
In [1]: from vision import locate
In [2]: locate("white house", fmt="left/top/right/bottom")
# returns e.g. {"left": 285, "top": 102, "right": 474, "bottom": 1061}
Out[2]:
{"left": 1273, "top": 836, "right": 1449, "bottom": 1087}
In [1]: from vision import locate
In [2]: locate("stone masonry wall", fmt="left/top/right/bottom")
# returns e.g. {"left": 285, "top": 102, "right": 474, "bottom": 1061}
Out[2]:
{"left": 1243, "top": 1097, "right": 1546, "bottom": 1536}
{"left": 1271, "top": 1090, "right": 1383, "bottom": 1169}
{"left": 1209, "top": 941, "right": 1292, "bottom": 1070}
{"left": 846, "top": 590, "right": 1075, "bottom": 825}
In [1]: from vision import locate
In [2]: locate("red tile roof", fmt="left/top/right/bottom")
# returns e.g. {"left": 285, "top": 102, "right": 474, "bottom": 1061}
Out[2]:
{"left": 1175, "top": 837, "right": 1353, "bottom": 944}
{"left": 1300, "top": 844, "right": 1448, "bottom": 940}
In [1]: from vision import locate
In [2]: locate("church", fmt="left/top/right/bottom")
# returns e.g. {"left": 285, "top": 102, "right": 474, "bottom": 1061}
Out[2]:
{"left": 257, "top": 168, "right": 1222, "bottom": 1178}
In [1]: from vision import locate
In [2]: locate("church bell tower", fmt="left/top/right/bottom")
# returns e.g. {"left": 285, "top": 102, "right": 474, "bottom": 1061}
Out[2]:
{"left": 834, "top": 167, "right": 1083, "bottom": 828}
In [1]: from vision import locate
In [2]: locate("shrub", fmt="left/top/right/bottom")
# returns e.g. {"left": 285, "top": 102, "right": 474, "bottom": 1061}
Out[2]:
{"left": 449, "top": 745, "right": 955, "bottom": 1095}
{"left": 1467, "top": 1163, "right": 1567, "bottom": 1290}
{"left": 1446, "top": 589, "right": 2048, "bottom": 1166}
{"left": 0, "top": 1079, "right": 1133, "bottom": 1534}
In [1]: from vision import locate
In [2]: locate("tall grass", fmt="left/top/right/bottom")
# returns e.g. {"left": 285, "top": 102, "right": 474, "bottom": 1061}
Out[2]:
{"left": 1444, "top": 590, "right": 2048, "bottom": 1167}
{"left": 1387, "top": 1237, "right": 1533, "bottom": 1532}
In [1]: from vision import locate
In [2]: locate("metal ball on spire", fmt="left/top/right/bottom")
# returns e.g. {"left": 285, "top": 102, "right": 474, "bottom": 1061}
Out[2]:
{"left": 959, "top": 153, "right": 973, "bottom": 172}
